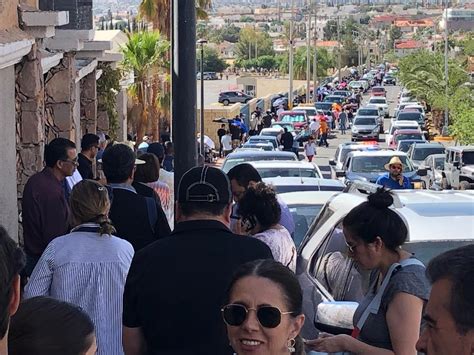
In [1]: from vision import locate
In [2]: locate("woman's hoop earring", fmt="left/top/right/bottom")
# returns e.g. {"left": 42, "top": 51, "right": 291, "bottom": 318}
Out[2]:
{"left": 287, "top": 338, "right": 296, "bottom": 353}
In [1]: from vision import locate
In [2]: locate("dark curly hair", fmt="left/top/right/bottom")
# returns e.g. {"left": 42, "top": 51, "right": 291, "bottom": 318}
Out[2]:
{"left": 343, "top": 188, "right": 407, "bottom": 250}
{"left": 238, "top": 182, "right": 281, "bottom": 231}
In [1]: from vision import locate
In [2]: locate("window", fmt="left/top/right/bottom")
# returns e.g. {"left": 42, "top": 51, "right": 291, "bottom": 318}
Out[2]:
{"left": 453, "top": 152, "right": 461, "bottom": 163}
{"left": 461, "top": 151, "right": 474, "bottom": 165}
{"left": 309, "top": 221, "right": 366, "bottom": 302}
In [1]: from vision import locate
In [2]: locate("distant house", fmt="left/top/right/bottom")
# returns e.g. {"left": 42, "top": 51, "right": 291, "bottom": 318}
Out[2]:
{"left": 218, "top": 41, "right": 236, "bottom": 59}
{"left": 394, "top": 19, "right": 436, "bottom": 34}
{"left": 371, "top": 15, "right": 397, "bottom": 29}
{"left": 394, "top": 40, "right": 426, "bottom": 57}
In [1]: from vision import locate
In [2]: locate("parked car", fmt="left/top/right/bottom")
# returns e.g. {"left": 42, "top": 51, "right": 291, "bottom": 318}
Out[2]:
{"left": 196, "top": 71, "right": 218, "bottom": 80}
{"left": 441, "top": 146, "right": 474, "bottom": 190}
{"left": 332, "top": 90, "right": 352, "bottom": 98}
{"left": 315, "top": 102, "right": 333, "bottom": 115}
{"left": 370, "top": 86, "right": 386, "bottom": 97}
{"left": 383, "top": 75, "right": 396, "bottom": 85}
{"left": 348, "top": 80, "right": 366, "bottom": 91}
{"left": 396, "top": 139, "right": 426, "bottom": 153}
{"left": 367, "top": 96, "right": 389, "bottom": 117}
{"left": 279, "top": 191, "right": 340, "bottom": 248}
{"left": 240, "top": 142, "right": 274, "bottom": 151}
{"left": 385, "top": 121, "right": 420, "bottom": 146}
{"left": 249, "top": 160, "right": 323, "bottom": 179}
{"left": 335, "top": 150, "right": 424, "bottom": 188}
{"left": 390, "top": 129, "right": 425, "bottom": 149}
{"left": 221, "top": 150, "right": 297, "bottom": 173}
{"left": 297, "top": 184, "right": 474, "bottom": 338}
{"left": 329, "top": 143, "right": 380, "bottom": 179}
{"left": 262, "top": 177, "right": 345, "bottom": 194}
{"left": 419, "top": 153, "right": 445, "bottom": 189}
{"left": 323, "top": 95, "right": 346, "bottom": 105}
{"left": 247, "top": 135, "right": 279, "bottom": 150}
{"left": 218, "top": 91, "right": 253, "bottom": 106}
{"left": 292, "top": 105, "right": 317, "bottom": 121}
{"left": 259, "top": 128, "right": 282, "bottom": 138}
{"left": 394, "top": 101, "right": 420, "bottom": 118}
{"left": 278, "top": 111, "right": 308, "bottom": 131}
{"left": 271, "top": 122, "right": 296, "bottom": 134}
{"left": 395, "top": 111, "right": 425, "bottom": 130}
{"left": 406, "top": 142, "right": 445, "bottom": 168}
{"left": 351, "top": 116, "right": 380, "bottom": 142}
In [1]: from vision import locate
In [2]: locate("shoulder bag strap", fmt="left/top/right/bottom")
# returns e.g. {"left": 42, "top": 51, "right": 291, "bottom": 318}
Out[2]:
{"left": 145, "top": 196, "right": 158, "bottom": 234}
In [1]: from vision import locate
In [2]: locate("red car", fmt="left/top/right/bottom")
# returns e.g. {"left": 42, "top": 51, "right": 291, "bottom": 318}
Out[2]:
{"left": 390, "top": 129, "right": 425, "bottom": 149}
{"left": 278, "top": 111, "right": 308, "bottom": 131}
{"left": 371, "top": 86, "right": 386, "bottom": 97}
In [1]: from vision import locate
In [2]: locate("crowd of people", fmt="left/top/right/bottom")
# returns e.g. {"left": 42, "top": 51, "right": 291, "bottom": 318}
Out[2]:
{"left": 0, "top": 131, "right": 473, "bottom": 355}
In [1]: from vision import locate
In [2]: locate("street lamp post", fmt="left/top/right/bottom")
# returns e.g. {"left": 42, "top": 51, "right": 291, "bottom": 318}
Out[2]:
{"left": 306, "top": 1, "right": 311, "bottom": 103}
{"left": 442, "top": 2, "right": 449, "bottom": 136}
{"left": 289, "top": 0, "right": 295, "bottom": 109}
{"left": 313, "top": 4, "right": 318, "bottom": 104}
{"left": 197, "top": 39, "right": 208, "bottom": 163}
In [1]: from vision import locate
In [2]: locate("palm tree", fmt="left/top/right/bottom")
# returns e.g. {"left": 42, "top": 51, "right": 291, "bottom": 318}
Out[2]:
{"left": 122, "top": 31, "right": 170, "bottom": 143}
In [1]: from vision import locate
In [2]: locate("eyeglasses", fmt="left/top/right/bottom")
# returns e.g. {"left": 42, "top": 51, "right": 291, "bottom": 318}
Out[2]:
{"left": 221, "top": 304, "right": 294, "bottom": 329}
{"left": 389, "top": 165, "right": 402, "bottom": 170}
{"left": 61, "top": 158, "right": 79, "bottom": 166}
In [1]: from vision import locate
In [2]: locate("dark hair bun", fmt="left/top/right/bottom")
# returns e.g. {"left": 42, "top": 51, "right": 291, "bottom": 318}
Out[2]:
{"left": 367, "top": 188, "right": 393, "bottom": 209}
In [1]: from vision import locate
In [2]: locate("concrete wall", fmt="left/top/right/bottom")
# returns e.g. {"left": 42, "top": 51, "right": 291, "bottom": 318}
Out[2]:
{"left": 0, "top": 67, "right": 19, "bottom": 241}
{"left": 0, "top": 0, "right": 19, "bottom": 30}
{"left": 197, "top": 104, "right": 241, "bottom": 146}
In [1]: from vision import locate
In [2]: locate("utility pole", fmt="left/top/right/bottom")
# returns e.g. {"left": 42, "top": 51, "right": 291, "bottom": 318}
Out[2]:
{"left": 442, "top": 1, "right": 449, "bottom": 136}
{"left": 337, "top": 15, "right": 341, "bottom": 82}
{"left": 306, "top": 0, "right": 312, "bottom": 103}
{"left": 289, "top": 0, "right": 295, "bottom": 109}
{"left": 313, "top": 2, "right": 318, "bottom": 103}
{"left": 172, "top": 0, "right": 197, "bottom": 194}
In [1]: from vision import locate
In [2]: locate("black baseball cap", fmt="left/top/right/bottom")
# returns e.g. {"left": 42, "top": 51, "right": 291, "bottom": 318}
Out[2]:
{"left": 177, "top": 166, "right": 232, "bottom": 204}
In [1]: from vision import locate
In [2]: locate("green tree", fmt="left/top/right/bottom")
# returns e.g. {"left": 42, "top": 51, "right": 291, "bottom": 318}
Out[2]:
{"left": 292, "top": 47, "right": 335, "bottom": 80}
{"left": 388, "top": 26, "right": 402, "bottom": 49}
{"left": 235, "top": 27, "right": 274, "bottom": 60}
{"left": 197, "top": 47, "right": 227, "bottom": 73}
{"left": 257, "top": 55, "right": 277, "bottom": 70}
{"left": 121, "top": 31, "right": 170, "bottom": 143}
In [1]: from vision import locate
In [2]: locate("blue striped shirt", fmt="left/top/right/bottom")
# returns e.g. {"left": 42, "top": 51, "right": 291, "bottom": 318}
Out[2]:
{"left": 24, "top": 223, "right": 134, "bottom": 355}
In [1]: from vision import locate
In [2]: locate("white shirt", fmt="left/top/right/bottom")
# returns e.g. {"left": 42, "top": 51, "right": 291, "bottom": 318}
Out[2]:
{"left": 252, "top": 226, "right": 296, "bottom": 272}
{"left": 221, "top": 134, "right": 232, "bottom": 151}
{"left": 304, "top": 142, "right": 317, "bottom": 156}
{"left": 310, "top": 120, "right": 320, "bottom": 132}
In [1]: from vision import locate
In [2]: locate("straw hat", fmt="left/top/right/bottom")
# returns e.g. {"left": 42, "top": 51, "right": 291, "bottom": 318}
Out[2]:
{"left": 384, "top": 156, "right": 405, "bottom": 171}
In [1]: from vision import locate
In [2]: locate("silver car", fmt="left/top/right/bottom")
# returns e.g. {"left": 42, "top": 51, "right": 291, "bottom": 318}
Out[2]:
{"left": 351, "top": 116, "right": 380, "bottom": 142}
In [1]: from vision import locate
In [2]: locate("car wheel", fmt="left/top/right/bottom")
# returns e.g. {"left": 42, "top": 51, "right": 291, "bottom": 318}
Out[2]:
{"left": 223, "top": 99, "right": 230, "bottom": 106}
{"left": 459, "top": 181, "right": 470, "bottom": 190}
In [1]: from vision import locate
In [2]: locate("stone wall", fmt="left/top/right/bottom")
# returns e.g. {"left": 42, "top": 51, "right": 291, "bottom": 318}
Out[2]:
{"left": 80, "top": 70, "right": 97, "bottom": 135}
{"left": 15, "top": 44, "right": 45, "bottom": 241}
{"left": 0, "top": 0, "right": 19, "bottom": 31}
{"left": 44, "top": 52, "right": 77, "bottom": 142}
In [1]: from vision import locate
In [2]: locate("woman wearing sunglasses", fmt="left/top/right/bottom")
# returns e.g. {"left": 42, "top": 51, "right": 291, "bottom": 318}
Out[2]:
{"left": 306, "top": 188, "right": 430, "bottom": 354}
{"left": 222, "top": 259, "right": 305, "bottom": 354}
{"left": 238, "top": 183, "right": 297, "bottom": 272}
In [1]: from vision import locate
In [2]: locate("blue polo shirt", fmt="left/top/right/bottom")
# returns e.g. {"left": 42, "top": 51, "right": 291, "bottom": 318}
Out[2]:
{"left": 376, "top": 173, "right": 412, "bottom": 190}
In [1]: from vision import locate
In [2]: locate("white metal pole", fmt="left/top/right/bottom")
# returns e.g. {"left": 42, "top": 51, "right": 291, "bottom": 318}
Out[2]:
{"left": 306, "top": 0, "right": 311, "bottom": 103}
{"left": 313, "top": 4, "right": 318, "bottom": 103}
{"left": 289, "top": 0, "right": 295, "bottom": 109}
{"left": 443, "top": 2, "right": 449, "bottom": 136}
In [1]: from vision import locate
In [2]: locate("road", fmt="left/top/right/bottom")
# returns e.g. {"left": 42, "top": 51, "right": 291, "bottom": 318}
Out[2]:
{"left": 312, "top": 85, "right": 400, "bottom": 178}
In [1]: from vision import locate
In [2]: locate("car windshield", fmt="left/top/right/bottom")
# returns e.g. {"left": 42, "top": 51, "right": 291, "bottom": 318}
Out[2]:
{"left": 395, "top": 133, "right": 424, "bottom": 143}
{"left": 358, "top": 109, "right": 379, "bottom": 116}
{"left": 257, "top": 168, "right": 319, "bottom": 179}
{"left": 413, "top": 147, "right": 445, "bottom": 161}
{"left": 369, "top": 99, "right": 386, "bottom": 104}
{"left": 249, "top": 137, "right": 277, "bottom": 148}
{"left": 281, "top": 114, "right": 305, "bottom": 123}
{"left": 390, "top": 125, "right": 417, "bottom": 134}
{"left": 372, "top": 87, "right": 384, "bottom": 92}
{"left": 355, "top": 117, "right": 377, "bottom": 125}
{"left": 398, "top": 141, "right": 419, "bottom": 152}
{"left": 222, "top": 155, "right": 297, "bottom": 173}
{"left": 288, "top": 204, "right": 325, "bottom": 247}
{"left": 242, "top": 144, "right": 273, "bottom": 151}
{"left": 272, "top": 124, "right": 294, "bottom": 132}
{"left": 405, "top": 107, "right": 423, "bottom": 113}
{"left": 398, "top": 112, "right": 422, "bottom": 121}
{"left": 316, "top": 103, "right": 333, "bottom": 111}
{"left": 324, "top": 96, "right": 343, "bottom": 103}
{"left": 405, "top": 240, "right": 474, "bottom": 266}
{"left": 340, "top": 146, "right": 379, "bottom": 163}
{"left": 462, "top": 151, "right": 474, "bottom": 165}
{"left": 351, "top": 156, "right": 414, "bottom": 173}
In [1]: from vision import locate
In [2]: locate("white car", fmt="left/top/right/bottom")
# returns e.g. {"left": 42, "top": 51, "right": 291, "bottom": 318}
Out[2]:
{"left": 262, "top": 176, "right": 345, "bottom": 194}
{"left": 393, "top": 101, "right": 420, "bottom": 119}
{"left": 403, "top": 104, "right": 425, "bottom": 118}
{"left": 367, "top": 96, "right": 389, "bottom": 118}
{"left": 250, "top": 160, "right": 323, "bottom": 179}
{"left": 279, "top": 191, "right": 340, "bottom": 248}
{"left": 385, "top": 120, "right": 421, "bottom": 146}
{"left": 297, "top": 184, "right": 474, "bottom": 338}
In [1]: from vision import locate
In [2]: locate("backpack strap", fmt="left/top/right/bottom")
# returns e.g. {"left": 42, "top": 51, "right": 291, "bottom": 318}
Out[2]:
{"left": 145, "top": 197, "right": 158, "bottom": 234}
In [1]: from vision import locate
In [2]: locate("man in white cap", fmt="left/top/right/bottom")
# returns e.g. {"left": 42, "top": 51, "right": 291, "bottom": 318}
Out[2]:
{"left": 376, "top": 156, "right": 412, "bottom": 189}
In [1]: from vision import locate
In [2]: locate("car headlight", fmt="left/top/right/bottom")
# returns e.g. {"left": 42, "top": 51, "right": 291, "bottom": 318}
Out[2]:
{"left": 413, "top": 181, "right": 423, "bottom": 189}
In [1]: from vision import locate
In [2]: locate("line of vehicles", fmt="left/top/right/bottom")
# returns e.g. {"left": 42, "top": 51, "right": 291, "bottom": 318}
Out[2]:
{"left": 216, "top": 68, "right": 473, "bottom": 340}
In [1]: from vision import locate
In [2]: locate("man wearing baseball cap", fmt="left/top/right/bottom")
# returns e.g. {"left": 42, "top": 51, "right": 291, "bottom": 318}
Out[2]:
{"left": 376, "top": 156, "right": 412, "bottom": 189}
{"left": 102, "top": 143, "right": 171, "bottom": 251}
{"left": 122, "top": 166, "right": 273, "bottom": 355}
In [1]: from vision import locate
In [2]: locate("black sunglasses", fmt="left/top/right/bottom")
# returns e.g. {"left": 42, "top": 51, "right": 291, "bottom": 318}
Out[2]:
{"left": 221, "top": 304, "right": 294, "bottom": 329}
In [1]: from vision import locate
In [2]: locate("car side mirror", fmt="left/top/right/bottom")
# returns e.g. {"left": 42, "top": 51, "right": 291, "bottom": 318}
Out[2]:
{"left": 335, "top": 170, "right": 346, "bottom": 178}
{"left": 315, "top": 301, "right": 358, "bottom": 335}
{"left": 329, "top": 159, "right": 336, "bottom": 166}
{"left": 417, "top": 168, "right": 428, "bottom": 177}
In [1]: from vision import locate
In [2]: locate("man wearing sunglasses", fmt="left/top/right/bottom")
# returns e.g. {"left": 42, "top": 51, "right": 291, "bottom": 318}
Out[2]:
{"left": 22, "top": 137, "right": 77, "bottom": 276}
{"left": 122, "top": 166, "right": 273, "bottom": 355}
{"left": 376, "top": 156, "right": 412, "bottom": 190}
